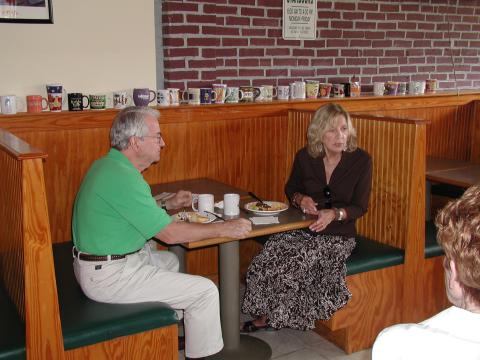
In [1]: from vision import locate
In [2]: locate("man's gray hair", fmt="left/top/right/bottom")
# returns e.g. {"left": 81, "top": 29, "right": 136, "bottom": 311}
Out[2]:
{"left": 110, "top": 106, "right": 160, "bottom": 150}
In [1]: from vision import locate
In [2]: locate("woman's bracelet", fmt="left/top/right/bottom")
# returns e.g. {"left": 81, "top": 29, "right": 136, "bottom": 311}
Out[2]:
{"left": 292, "top": 192, "right": 303, "bottom": 208}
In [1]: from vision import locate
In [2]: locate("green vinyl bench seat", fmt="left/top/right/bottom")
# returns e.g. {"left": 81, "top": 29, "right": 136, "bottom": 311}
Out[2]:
{"left": 425, "top": 220, "right": 444, "bottom": 259}
{"left": 254, "top": 234, "right": 405, "bottom": 276}
{"left": 53, "top": 242, "right": 179, "bottom": 350}
{"left": 0, "top": 283, "right": 25, "bottom": 360}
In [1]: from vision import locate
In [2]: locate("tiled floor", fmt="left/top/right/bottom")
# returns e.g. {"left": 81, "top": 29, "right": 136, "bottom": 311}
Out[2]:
{"left": 178, "top": 285, "right": 372, "bottom": 360}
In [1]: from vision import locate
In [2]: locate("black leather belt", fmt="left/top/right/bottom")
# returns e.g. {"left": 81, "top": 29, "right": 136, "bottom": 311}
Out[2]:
{"left": 73, "top": 247, "right": 140, "bottom": 261}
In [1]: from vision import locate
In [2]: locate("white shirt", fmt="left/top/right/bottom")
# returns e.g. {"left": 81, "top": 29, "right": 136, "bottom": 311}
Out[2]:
{"left": 372, "top": 306, "right": 480, "bottom": 360}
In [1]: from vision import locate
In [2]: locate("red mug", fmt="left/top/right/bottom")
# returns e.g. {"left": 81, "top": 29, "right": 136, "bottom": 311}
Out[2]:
{"left": 26, "top": 95, "right": 48, "bottom": 113}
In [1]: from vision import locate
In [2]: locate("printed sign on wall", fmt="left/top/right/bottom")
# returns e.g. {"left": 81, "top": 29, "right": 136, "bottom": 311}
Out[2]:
{"left": 282, "top": 0, "right": 317, "bottom": 40}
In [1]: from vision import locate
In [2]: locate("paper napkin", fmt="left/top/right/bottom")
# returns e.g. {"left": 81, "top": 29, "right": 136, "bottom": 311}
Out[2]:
{"left": 250, "top": 216, "right": 280, "bottom": 225}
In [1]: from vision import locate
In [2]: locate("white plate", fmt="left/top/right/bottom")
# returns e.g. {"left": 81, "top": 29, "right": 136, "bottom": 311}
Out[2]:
{"left": 244, "top": 201, "right": 288, "bottom": 216}
{"left": 172, "top": 211, "right": 216, "bottom": 224}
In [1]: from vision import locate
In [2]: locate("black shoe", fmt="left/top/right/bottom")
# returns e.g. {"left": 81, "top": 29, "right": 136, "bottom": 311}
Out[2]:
{"left": 178, "top": 336, "right": 185, "bottom": 351}
{"left": 240, "top": 320, "right": 269, "bottom": 333}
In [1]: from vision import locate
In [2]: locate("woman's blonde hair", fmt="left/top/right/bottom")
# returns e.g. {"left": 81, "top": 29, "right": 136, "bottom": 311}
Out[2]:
{"left": 435, "top": 184, "right": 480, "bottom": 306}
{"left": 307, "top": 103, "right": 357, "bottom": 158}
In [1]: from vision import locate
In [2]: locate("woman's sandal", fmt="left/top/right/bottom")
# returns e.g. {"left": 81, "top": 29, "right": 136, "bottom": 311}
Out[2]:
{"left": 240, "top": 320, "right": 269, "bottom": 333}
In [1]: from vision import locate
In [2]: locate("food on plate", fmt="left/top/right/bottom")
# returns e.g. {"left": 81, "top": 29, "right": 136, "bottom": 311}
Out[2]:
{"left": 247, "top": 201, "right": 287, "bottom": 212}
{"left": 174, "top": 211, "right": 211, "bottom": 223}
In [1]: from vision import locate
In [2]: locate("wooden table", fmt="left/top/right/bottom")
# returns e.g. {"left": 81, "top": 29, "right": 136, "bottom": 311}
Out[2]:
{"left": 426, "top": 157, "right": 480, "bottom": 188}
{"left": 151, "top": 178, "right": 314, "bottom": 360}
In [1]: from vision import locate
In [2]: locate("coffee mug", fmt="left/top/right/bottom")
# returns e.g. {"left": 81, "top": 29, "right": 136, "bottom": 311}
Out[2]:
{"left": 397, "top": 82, "right": 407, "bottom": 95}
{"left": 253, "top": 86, "right": 267, "bottom": 102}
{"left": 373, "top": 82, "right": 385, "bottom": 96}
{"left": 68, "top": 93, "right": 89, "bottom": 111}
{"left": 192, "top": 194, "right": 214, "bottom": 215}
{"left": 385, "top": 81, "right": 399, "bottom": 96}
{"left": 113, "top": 91, "right": 130, "bottom": 109}
{"left": 26, "top": 95, "right": 48, "bottom": 113}
{"left": 0, "top": 95, "right": 17, "bottom": 114}
{"left": 225, "top": 87, "right": 243, "bottom": 103}
{"left": 224, "top": 193, "right": 240, "bottom": 217}
{"left": 319, "top": 83, "right": 332, "bottom": 98}
{"left": 426, "top": 79, "right": 438, "bottom": 93}
{"left": 239, "top": 86, "right": 257, "bottom": 102}
{"left": 277, "top": 85, "right": 290, "bottom": 100}
{"left": 212, "top": 83, "right": 227, "bottom": 104}
{"left": 200, "top": 88, "right": 216, "bottom": 104}
{"left": 46, "top": 84, "right": 65, "bottom": 112}
{"left": 261, "top": 85, "right": 276, "bottom": 101}
{"left": 333, "top": 83, "right": 345, "bottom": 98}
{"left": 290, "top": 81, "right": 306, "bottom": 99}
{"left": 181, "top": 88, "right": 200, "bottom": 105}
{"left": 89, "top": 94, "right": 107, "bottom": 110}
{"left": 168, "top": 88, "right": 180, "bottom": 106}
{"left": 157, "top": 89, "right": 171, "bottom": 106}
{"left": 305, "top": 80, "right": 320, "bottom": 99}
{"left": 133, "top": 88, "right": 156, "bottom": 106}
{"left": 350, "top": 82, "right": 361, "bottom": 97}
{"left": 343, "top": 83, "right": 351, "bottom": 97}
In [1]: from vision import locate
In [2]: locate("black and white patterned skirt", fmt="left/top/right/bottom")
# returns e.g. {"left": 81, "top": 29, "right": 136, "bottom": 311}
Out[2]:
{"left": 242, "top": 229, "right": 355, "bottom": 330}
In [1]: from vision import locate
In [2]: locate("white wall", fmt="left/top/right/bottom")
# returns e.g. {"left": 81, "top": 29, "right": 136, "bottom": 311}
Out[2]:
{"left": 0, "top": 0, "right": 156, "bottom": 111}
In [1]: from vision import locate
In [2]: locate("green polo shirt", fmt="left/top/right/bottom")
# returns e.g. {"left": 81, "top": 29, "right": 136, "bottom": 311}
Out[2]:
{"left": 72, "top": 148, "right": 171, "bottom": 255}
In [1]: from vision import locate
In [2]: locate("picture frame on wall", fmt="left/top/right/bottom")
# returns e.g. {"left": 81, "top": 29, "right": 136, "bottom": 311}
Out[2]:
{"left": 0, "top": 0, "right": 53, "bottom": 24}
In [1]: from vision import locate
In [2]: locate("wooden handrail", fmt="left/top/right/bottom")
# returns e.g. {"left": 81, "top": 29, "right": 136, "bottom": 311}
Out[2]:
{"left": 0, "top": 129, "right": 47, "bottom": 160}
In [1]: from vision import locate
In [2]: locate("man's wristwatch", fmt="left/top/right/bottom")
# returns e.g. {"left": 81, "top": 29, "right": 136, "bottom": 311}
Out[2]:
{"left": 159, "top": 199, "right": 168, "bottom": 210}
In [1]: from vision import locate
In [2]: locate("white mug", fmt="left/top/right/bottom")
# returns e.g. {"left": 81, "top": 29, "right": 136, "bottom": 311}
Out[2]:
{"left": 212, "top": 83, "right": 227, "bottom": 104}
{"left": 224, "top": 193, "right": 240, "bottom": 217}
{"left": 0, "top": 95, "right": 17, "bottom": 114}
{"left": 192, "top": 194, "right": 214, "bottom": 215}
{"left": 290, "top": 81, "right": 306, "bottom": 99}
{"left": 168, "top": 88, "right": 180, "bottom": 106}
{"left": 157, "top": 89, "right": 171, "bottom": 106}
{"left": 183, "top": 88, "right": 200, "bottom": 105}
{"left": 113, "top": 91, "right": 130, "bottom": 109}
{"left": 277, "top": 85, "right": 290, "bottom": 100}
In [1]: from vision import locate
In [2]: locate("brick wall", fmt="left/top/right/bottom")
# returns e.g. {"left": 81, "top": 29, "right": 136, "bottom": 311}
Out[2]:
{"left": 161, "top": 0, "right": 480, "bottom": 91}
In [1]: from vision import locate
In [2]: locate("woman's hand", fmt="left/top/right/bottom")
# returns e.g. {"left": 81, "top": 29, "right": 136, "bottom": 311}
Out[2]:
{"left": 166, "top": 190, "right": 192, "bottom": 210}
{"left": 309, "top": 209, "right": 336, "bottom": 232}
{"left": 298, "top": 195, "right": 319, "bottom": 215}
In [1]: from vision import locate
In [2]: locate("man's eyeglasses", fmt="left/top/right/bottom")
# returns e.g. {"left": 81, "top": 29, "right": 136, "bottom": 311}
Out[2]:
{"left": 323, "top": 185, "right": 332, "bottom": 209}
{"left": 142, "top": 135, "right": 163, "bottom": 144}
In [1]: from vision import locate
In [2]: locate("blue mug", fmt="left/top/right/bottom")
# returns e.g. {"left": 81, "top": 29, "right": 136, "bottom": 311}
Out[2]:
{"left": 133, "top": 88, "right": 156, "bottom": 106}
{"left": 200, "top": 88, "right": 216, "bottom": 105}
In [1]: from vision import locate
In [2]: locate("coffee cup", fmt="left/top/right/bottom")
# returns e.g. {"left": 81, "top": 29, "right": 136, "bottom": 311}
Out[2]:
{"left": 305, "top": 80, "right": 320, "bottom": 99}
{"left": 225, "top": 87, "right": 243, "bottom": 103}
{"left": 0, "top": 95, "right": 17, "bottom": 114}
{"left": 182, "top": 88, "right": 200, "bottom": 105}
{"left": 397, "top": 82, "right": 407, "bottom": 95}
{"left": 113, "top": 91, "right": 130, "bottom": 109}
{"left": 157, "top": 89, "right": 171, "bottom": 106}
{"left": 223, "top": 193, "right": 240, "bottom": 217}
{"left": 319, "top": 83, "right": 332, "bottom": 98}
{"left": 350, "top": 82, "right": 361, "bottom": 97}
{"left": 26, "top": 95, "right": 48, "bottom": 113}
{"left": 200, "top": 88, "right": 216, "bottom": 104}
{"left": 385, "top": 81, "right": 399, "bottom": 96}
{"left": 133, "top": 88, "right": 156, "bottom": 106}
{"left": 89, "top": 94, "right": 107, "bottom": 110}
{"left": 343, "top": 83, "right": 351, "bottom": 97}
{"left": 254, "top": 86, "right": 267, "bottom": 102}
{"left": 373, "top": 82, "right": 385, "bottom": 96}
{"left": 212, "top": 83, "right": 227, "bottom": 104}
{"left": 333, "top": 83, "right": 345, "bottom": 98}
{"left": 239, "top": 86, "right": 256, "bottom": 102}
{"left": 277, "top": 85, "right": 290, "bottom": 100}
{"left": 261, "top": 85, "right": 276, "bottom": 101}
{"left": 46, "top": 84, "right": 66, "bottom": 112}
{"left": 168, "top": 88, "right": 180, "bottom": 106}
{"left": 192, "top": 194, "right": 214, "bottom": 215}
{"left": 290, "top": 81, "right": 306, "bottom": 99}
{"left": 68, "top": 93, "right": 89, "bottom": 111}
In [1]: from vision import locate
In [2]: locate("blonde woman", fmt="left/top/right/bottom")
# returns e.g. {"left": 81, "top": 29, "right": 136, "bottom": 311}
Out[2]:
{"left": 242, "top": 103, "right": 372, "bottom": 332}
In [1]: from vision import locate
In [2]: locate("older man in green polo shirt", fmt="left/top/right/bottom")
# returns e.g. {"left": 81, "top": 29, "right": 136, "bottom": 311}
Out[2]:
{"left": 72, "top": 106, "right": 251, "bottom": 360}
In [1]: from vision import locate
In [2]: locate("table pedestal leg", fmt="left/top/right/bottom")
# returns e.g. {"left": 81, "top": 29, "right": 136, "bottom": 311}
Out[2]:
{"left": 209, "top": 241, "right": 272, "bottom": 360}
{"left": 169, "top": 245, "right": 186, "bottom": 273}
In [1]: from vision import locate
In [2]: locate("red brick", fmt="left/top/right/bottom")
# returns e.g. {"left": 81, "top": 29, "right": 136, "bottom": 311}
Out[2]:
{"left": 335, "top": 58, "right": 346, "bottom": 66}
{"left": 407, "top": 49, "right": 424, "bottom": 56}
{"left": 203, "top": 26, "right": 239, "bottom": 36}
{"left": 226, "top": 16, "right": 250, "bottom": 26}
{"left": 163, "top": 37, "right": 184, "bottom": 47}
{"left": 318, "top": 11, "right": 341, "bottom": 19}
{"left": 372, "top": 40, "right": 392, "bottom": 48}
{"left": 277, "top": 39, "right": 301, "bottom": 46}
{"left": 379, "top": 66, "right": 399, "bottom": 74}
{"left": 187, "top": 38, "right": 220, "bottom": 47}
{"left": 292, "top": 49, "right": 315, "bottom": 57}
{"left": 350, "top": 39, "right": 372, "bottom": 47}
{"left": 462, "top": 32, "right": 479, "bottom": 40}
{"left": 346, "top": 58, "right": 367, "bottom": 65}
{"left": 342, "top": 12, "right": 364, "bottom": 20}
{"left": 377, "top": 23, "right": 396, "bottom": 30}
{"left": 380, "top": 4, "right": 399, "bottom": 12}
{"left": 320, "top": 30, "right": 342, "bottom": 38}
{"left": 407, "top": 13, "right": 426, "bottom": 21}
{"left": 257, "top": 0, "right": 282, "bottom": 7}
{"left": 164, "top": 60, "right": 186, "bottom": 69}
{"left": 331, "top": 20, "right": 354, "bottom": 29}
{"left": 241, "top": 7, "right": 264, "bottom": 17}
{"left": 421, "top": 5, "right": 435, "bottom": 13}
{"left": 317, "top": 1, "right": 334, "bottom": 9}
{"left": 242, "top": 28, "right": 266, "bottom": 36}
{"left": 406, "top": 31, "right": 425, "bottom": 39}
{"left": 385, "top": 50, "right": 405, "bottom": 57}
{"left": 163, "top": 2, "right": 198, "bottom": 12}
{"left": 163, "top": 25, "right": 200, "bottom": 35}
{"left": 215, "top": 69, "right": 239, "bottom": 78}
{"left": 326, "top": 39, "right": 349, "bottom": 47}
{"left": 163, "top": 14, "right": 183, "bottom": 23}
{"left": 291, "top": 69, "right": 316, "bottom": 77}
{"left": 253, "top": 18, "right": 279, "bottom": 27}
{"left": 273, "top": 58, "right": 297, "bottom": 66}
{"left": 204, "top": 5, "right": 237, "bottom": 14}
{"left": 334, "top": 2, "right": 356, "bottom": 10}
{"left": 400, "top": 66, "right": 417, "bottom": 73}
{"left": 386, "top": 13, "right": 405, "bottom": 21}
{"left": 464, "top": 15, "right": 478, "bottom": 23}
{"left": 250, "top": 38, "right": 275, "bottom": 46}
{"left": 433, "top": 40, "right": 450, "bottom": 47}
{"left": 437, "top": 5, "right": 457, "bottom": 14}
{"left": 426, "top": 14, "right": 444, "bottom": 22}
{"left": 316, "top": 68, "right": 338, "bottom": 76}
{"left": 228, "top": 0, "right": 255, "bottom": 5}
{"left": 401, "top": 4, "right": 420, "bottom": 12}
{"left": 165, "top": 70, "right": 199, "bottom": 80}
{"left": 298, "top": 59, "right": 309, "bottom": 66}
{"left": 364, "top": 49, "right": 383, "bottom": 56}
{"left": 424, "top": 32, "right": 443, "bottom": 39}
{"left": 266, "top": 69, "right": 288, "bottom": 77}
{"left": 165, "top": 48, "right": 199, "bottom": 57}
{"left": 224, "top": 59, "right": 238, "bottom": 67}
{"left": 317, "top": 49, "right": 339, "bottom": 57}
{"left": 186, "top": 14, "right": 216, "bottom": 24}
{"left": 239, "top": 59, "right": 259, "bottom": 67}
{"left": 266, "top": 48, "right": 290, "bottom": 56}
{"left": 436, "top": 65, "right": 454, "bottom": 72}
{"left": 358, "top": 2, "right": 378, "bottom": 11}
{"left": 239, "top": 48, "right": 264, "bottom": 57}
{"left": 398, "top": 22, "right": 416, "bottom": 30}
{"left": 418, "top": 23, "right": 435, "bottom": 31}
{"left": 338, "top": 67, "right": 361, "bottom": 75}
{"left": 260, "top": 59, "right": 271, "bottom": 66}
{"left": 267, "top": 9, "right": 282, "bottom": 17}
{"left": 413, "top": 40, "right": 432, "bottom": 47}
{"left": 365, "top": 31, "right": 385, "bottom": 39}
{"left": 470, "top": 41, "right": 480, "bottom": 47}
{"left": 379, "top": 58, "right": 397, "bottom": 65}
{"left": 164, "top": 81, "right": 186, "bottom": 89}
{"left": 417, "top": 65, "right": 436, "bottom": 73}
{"left": 304, "top": 40, "right": 326, "bottom": 48}
{"left": 408, "top": 57, "right": 426, "bottom": 64}
{"left": 311, "top": 59, "right": 334, "bottom": 66}
{"left": 239, "top": 69, "right": 264, "bottom": 77}
{"left": 387, "top": 31, "right": 406, "bottom": 38}
{"left": 462, "top": 48, "right": 479, "bottom": 56}
{"left": 207, "top": 48, "right": 237, "bottom": 57}
{"left": 356, "top": 22, "right": 376, "bottom": 30}
{"left": 425, "top": 49, "right": 443, "bottom": 55}
{"left": 366, "top": 12, "right": 386, "bottom": 20}
{"left": 222, "top": 38, "right": 248, "bottom": 46}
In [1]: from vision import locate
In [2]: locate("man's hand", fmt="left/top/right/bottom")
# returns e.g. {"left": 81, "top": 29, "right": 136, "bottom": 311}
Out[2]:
{"left": 166, "top": 190, "right": 192, "bottom": 210}
{"left": 220, "top": 218, "right": 252, "bottom": 239}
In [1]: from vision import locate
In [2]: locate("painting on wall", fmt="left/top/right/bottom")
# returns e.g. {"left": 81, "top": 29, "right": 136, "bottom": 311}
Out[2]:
{"left": 0, "top": 0, "right": 53, "bottom": 23}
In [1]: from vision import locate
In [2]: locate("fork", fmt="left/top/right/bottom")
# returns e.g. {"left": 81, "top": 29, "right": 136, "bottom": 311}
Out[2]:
{"left": 204, "top": 210, "right": 225, "bottom": 222}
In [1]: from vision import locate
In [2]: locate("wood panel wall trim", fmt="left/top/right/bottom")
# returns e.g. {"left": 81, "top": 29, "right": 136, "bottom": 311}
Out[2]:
{"left": 0, "top": 129, "right": 47, "bottom": 160}
{"left": 471, "top": 100, "right": 480, "bottom": 164}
